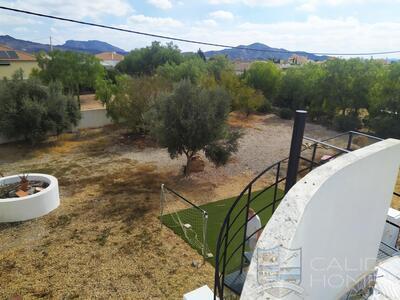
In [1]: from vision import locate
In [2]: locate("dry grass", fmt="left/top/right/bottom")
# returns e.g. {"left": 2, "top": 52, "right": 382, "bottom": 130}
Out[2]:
{"left": 0, "top": 127, "right": 214, "bottom": 299}
{"left": 80, "top": 94, "right": 104, "bottom": 111}
{"left": 227, "top": 111, "right": 265, "bottom": 129}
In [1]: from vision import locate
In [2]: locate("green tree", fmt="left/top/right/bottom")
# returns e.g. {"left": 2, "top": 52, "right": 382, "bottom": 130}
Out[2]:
{"left": 207, "top": 55, "right": 233, "bottom": 81}
{"left": 116, "top": 41, "right": 182, "bottom": 76}
{"left": 277, "top": 63, "right": 325, "bottom": 121}
{"left": 157, "top": 56, "right": 208, "bottom": 84}
{"left": 0, "top": 71, "right": 80, "bottom": 144}
{"left": 368, "top": 62, "right": 400, "bottom": 138}
{"left": 35, "top": 50, "right": 105, "bottom": 106}
{"left": 150, "top": 80, "right": 240, "bottom": 175}
{"left": 244, "top": 61, "right": 282, "bottom": 100}
{"left": 220, "top": 71, "right": 265, "bottom": 115}
{"left": 197, "top": 48, "right": 207, "bottom": 62}
{"left": 104, "top": 75, "right": 171, "bottom": 133}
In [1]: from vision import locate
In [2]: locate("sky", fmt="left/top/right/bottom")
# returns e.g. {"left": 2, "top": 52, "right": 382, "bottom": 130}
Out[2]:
{"left": 0, "top": 0, "right": 400, "bottom": 58}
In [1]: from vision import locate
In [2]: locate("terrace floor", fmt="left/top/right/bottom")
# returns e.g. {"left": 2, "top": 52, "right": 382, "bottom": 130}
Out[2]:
{"left": 0, "top": 113, "right": 398, "bottom": 298}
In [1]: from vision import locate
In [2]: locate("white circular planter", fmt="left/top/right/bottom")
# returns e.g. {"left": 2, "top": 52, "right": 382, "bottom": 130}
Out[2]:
{"left": 0, "top": 174, "right": 60, "bottom": 222}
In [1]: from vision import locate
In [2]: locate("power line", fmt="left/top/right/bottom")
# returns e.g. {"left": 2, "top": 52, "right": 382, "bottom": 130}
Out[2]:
{"left": 1, "top": 5, "right": 400, "bottom": 57}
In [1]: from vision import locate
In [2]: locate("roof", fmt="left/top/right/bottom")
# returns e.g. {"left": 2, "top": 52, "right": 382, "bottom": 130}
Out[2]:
{"left": 95, "top": 52, "right": 124, "bottom": 62}
{"left": 0, "top": 44, "right": 36, "bottom": 61}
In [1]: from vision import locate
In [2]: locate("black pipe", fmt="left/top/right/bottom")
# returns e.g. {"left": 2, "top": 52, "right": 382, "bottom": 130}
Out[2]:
{"left": 285, "top": 110, "right": 307, "bottom": 194}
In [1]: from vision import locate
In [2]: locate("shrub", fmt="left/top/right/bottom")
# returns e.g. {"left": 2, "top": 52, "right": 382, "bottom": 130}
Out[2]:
{"left": 278, "top": 108, "right": 294, "bottom": 120}
{"left": 220, "top": 71, "right": 264, "bottom": 116}
{"left": 0, "top": 73, "right": 80, "bottom": 144}
{"left": 103, "top": 75, "right": 171, "bottom": 133}
{"left": 257, "top": 99, "right": 273, "bottom": 114}
{"left": 368, "top": 113, "right": 400, "bottom": 138}
{"left": 332, "top": 114, "right": 362, "bottom": 132}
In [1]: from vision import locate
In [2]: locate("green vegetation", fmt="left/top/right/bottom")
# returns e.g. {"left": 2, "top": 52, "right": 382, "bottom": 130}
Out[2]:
{"left": 22, "top": 41, "right": 398, "bottom": 148}
{"left": 101, "top": 75, "right": 171, "bottom": 133}
{"left": 116, "top": 41, "right": 182, "bottom": 76}
{"left": 368, "top": 62, "right": 400, "bottom": 138}
{"left": 34, "top": 50, "right": 105, "bottom": 107}
{"left": 244, "top": 61, "right": 282, "bottom": 101}
{"left": 275, "top": 58, "right": 399, "bottom": 137}
{"left": 112, "top": 42, "right": 400, "bottom": 139}
{"left": 0, "top": 71, "right": 80, "bottom": 144}
{"left": 101, "top": 43, "right": 265, "bottom": 120}
{"left": 149, "top": 80, "right": 240, "bottom": 174}
{"left": 161, "top": 188, "right": 284, "bottom": 271}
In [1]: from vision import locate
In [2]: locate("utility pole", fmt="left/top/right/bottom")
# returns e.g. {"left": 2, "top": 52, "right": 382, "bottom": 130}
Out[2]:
{"left": 49, "top": 36, "right": 53, "bottom": 52}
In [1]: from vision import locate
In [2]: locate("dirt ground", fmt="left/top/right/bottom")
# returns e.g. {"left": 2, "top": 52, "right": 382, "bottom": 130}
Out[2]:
{"left": 0, "top": 113, "right": 398, "bottom": 299}
{"left": 80, "top": 94, "right": 104, "bottom": 111}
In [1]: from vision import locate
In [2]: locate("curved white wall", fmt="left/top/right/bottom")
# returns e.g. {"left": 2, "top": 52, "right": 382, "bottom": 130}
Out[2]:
{"left": 241, "top": 139, "right": 400, "bottom": 300}
{"left": 0, "top": 174, "right": 60, "bottom": 222}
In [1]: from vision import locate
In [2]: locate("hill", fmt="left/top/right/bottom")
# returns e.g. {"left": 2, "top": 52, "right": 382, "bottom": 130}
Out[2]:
{"left": 204, "top": 42, "right": 329, "bottom": 61}
{"left": 0, "top": 35, "right": 127, "bottom": 55}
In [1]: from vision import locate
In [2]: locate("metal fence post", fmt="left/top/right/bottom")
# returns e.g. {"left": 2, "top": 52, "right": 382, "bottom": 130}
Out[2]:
{"left": 240, "top": 185, "right": 252, "bottom": 273}
{"left": 160, "top": 184, "right": 165, "bottom": 230}
{"left": 285, "top": 110, "right": 307, "bottom": 194}
{"left": 203, "top": 212, "right": 208, "bottom": 263}
{"left": 346, "top": 131, "right": 353, "bottom": 151}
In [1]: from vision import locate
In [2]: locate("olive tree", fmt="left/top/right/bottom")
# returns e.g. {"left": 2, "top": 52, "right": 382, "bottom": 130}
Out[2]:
{"left": 150, "top": 80, "right": 240, "bottom": 175}
{"left": 0, "top": 71, "right": 80, "bottom": 144}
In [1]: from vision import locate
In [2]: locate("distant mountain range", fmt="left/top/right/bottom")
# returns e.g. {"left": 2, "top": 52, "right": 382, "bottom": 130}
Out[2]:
{"left": 0, "top": 35, "right": 127, "bottom": 55}
{"left": 204, "top": 42, "right": 329, "bottom": 61}
{"left": 1, "top": 35, "right": 329, "bottom": 61}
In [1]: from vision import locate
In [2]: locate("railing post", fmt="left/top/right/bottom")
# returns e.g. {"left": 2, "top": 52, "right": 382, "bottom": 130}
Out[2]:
{"left": 202, "top": 212, "right": 208, "bottom": 263}
{"left": 310, "top": 143, "right": 317, "bottom": 171}
{"left": 346, "top": 132, "right": 353, "bottom": 151}
{"left": 272, "top": 162, "right": 281, "bottom": 212}
{"left": 285, "top": 110, "right": 307, "bottom": 194}
{"left": 240, "top": 185, "right": 252, "bottom": 273}
{"left": 160, "top": 184, "right": 165, "bottom": 230}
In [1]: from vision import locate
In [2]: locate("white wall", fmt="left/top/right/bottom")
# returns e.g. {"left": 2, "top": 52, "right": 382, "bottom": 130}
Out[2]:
{"left": 73, "top": 108, "right": 113, "bottom": 130}
{"left": 241, "top": 139, "right": 400, "bottom": 300}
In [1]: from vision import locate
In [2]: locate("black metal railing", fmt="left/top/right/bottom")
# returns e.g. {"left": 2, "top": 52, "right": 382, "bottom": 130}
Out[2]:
{"left": 213, "top": 131, "right": 389, "bottom": 299}
{"left": 379, "top": 216, "right": 400, "bottom": 261}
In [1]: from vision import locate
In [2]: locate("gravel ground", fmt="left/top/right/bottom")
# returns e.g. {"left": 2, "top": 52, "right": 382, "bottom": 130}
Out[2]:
{"left": 118, "top": 113, "right": 339, "bottom": 202}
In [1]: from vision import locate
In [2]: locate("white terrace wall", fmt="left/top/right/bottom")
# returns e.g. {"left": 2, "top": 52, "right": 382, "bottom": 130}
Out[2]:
{"left": 73, "top": 108, "right": 112, "bottom": 130}
{"left": 0, "top": 108, "right": 113, "bottom": 145}
{"left": 241, "top": 139, "right": 400, "bottom": 300}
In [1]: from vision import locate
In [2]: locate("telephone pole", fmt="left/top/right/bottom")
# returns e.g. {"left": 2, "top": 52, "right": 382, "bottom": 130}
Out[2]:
{"left": 49, "top": 36, "right": 53, "bottom": 52}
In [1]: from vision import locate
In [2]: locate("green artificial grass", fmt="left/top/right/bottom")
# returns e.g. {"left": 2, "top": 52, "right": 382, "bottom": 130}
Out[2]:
{"left": 161, "top": 187, "right": 284, "bottom": 272}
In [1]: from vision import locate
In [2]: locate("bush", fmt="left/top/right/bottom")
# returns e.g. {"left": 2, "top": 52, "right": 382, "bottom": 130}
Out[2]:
{"left": 332, "top": 114, "right": 361, "bottom": 132}
{"left": 368, "top": 113, "right": 400, "bottom": 138}
{"left": 220, "top": 71, "right": 264, "bottom": 115}
{"left": 278, "top": 108, "right": 294, "bottom": 120}
{"left": 0, "top": 73, "right": 80, "bottom": 144}
{"left": 104, "top": 75, "right": 171, "bottom": 133}
{"left": 257, "top": 99, "right": 273, "bottom": 114}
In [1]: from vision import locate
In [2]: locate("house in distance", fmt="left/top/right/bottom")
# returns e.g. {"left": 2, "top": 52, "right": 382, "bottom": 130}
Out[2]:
{"left": 0, "top": 44, "right": 37, "bottom": 79}
{"left": 95, "top": 51, "right": 124, "bottom": 68}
